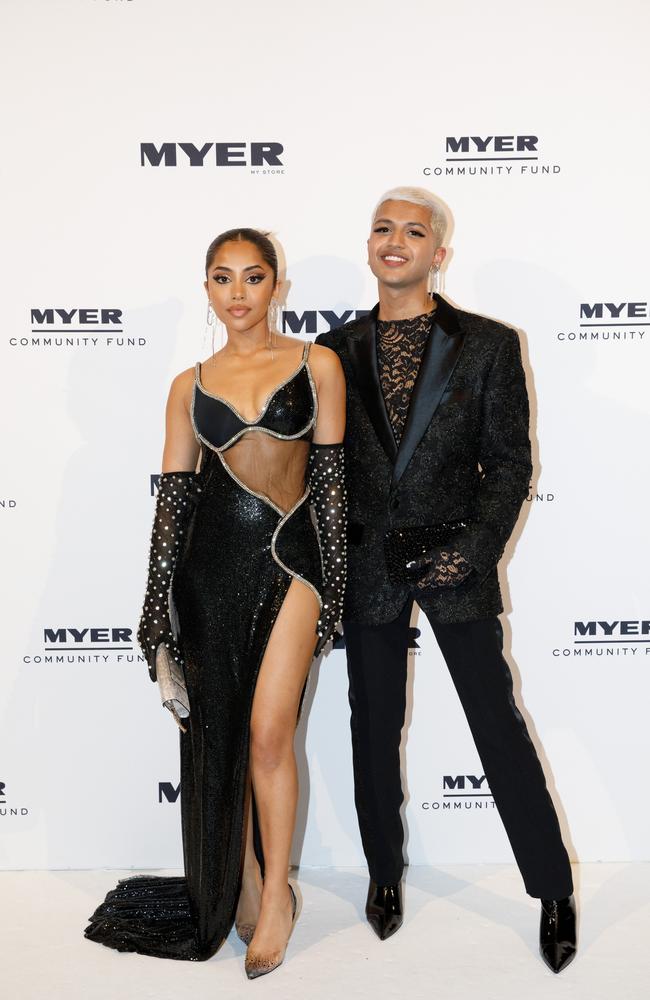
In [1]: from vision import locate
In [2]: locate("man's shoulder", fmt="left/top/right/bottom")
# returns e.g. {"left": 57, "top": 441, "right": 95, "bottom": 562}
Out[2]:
{"left": 455, "top": 304, "right": 521, "bottom": 351}
{"left": 315, "top": 311, "right": 372, "bottom": 350}
{"left": 314, "top": 299, "right": 521, "bottom": 354}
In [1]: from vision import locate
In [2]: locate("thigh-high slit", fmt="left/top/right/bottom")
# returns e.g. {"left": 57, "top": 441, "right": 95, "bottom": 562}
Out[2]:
{"left": 84, "top": 444, "right": 323, "bottom": 960}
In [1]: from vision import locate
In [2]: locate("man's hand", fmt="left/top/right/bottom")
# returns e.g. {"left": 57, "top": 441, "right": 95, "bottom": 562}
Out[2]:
{"left": 406, "top": 549, "right": 472, "bottom": 590}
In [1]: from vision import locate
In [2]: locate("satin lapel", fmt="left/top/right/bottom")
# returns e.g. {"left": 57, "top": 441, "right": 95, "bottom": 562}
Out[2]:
{"left": 347, "top": 307, "right": 398, "bottom": 463}
{"left": 391, "top": 303, "right": 466, "bottom": 488}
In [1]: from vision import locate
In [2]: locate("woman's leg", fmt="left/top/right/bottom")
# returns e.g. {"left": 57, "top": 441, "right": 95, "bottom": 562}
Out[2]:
{"left": 248, "top": 577, "right": 319, "bottom": 954}
{"left": 235, "top": 779, "right": 263, "bottom": 935}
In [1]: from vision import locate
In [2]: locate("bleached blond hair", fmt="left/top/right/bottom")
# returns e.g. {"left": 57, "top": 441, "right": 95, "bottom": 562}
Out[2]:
{"left": 372, "top": 186, "right": 448, "bottom": 247}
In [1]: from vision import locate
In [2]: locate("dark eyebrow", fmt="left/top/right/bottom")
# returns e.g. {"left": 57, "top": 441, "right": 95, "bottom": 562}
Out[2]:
{"left": 211, "top": 263, "right": 266, "bottom": 273}
{"left": 373, "top": 217, "right": 427, "bottom": 228}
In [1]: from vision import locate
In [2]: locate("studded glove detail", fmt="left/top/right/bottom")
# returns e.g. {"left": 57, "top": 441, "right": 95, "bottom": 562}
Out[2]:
{"left": 137, "top": 472, "right": 199, "bottom": 681}
{"left": 307, "top": 443, "right": 347, "bottom": 657}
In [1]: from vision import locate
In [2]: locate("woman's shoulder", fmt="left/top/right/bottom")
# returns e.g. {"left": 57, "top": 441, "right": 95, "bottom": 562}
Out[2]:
{"left": 273, "top": 335, "right": 342, "bottom": 377}
{"left": 168, "top": 365, "right": 197, "bottom": 405}
{"left": 307, "top": 341, "right": 344, "bottom": 375}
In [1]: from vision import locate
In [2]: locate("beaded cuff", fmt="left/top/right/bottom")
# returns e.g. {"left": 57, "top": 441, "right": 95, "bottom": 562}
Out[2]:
{"left": 307, "top": 443, "right": 347, "bottom": 656}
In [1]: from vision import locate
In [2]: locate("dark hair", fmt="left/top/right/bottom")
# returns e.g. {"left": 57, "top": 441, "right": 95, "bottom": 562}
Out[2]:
{"left": 204, "top": 228, "right": 278, "bottom": 282}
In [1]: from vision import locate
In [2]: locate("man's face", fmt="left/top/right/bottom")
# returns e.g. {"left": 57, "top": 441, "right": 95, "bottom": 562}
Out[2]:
{"left": 367, "top": 199, "right": 444, "bottom": 290}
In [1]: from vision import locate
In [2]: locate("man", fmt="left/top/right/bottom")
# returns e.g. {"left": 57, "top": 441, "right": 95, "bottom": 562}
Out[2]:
{"left": 316, "top": 187, "right": 576, "bottom": 973}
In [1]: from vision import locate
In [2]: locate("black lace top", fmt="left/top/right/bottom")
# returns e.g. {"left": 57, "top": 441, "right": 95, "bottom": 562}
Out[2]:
{"left": 376, "top": 304, "right": 473, "bottom": 587}
{"left": 376, "top": 308, "right": 435, "bottom": 445}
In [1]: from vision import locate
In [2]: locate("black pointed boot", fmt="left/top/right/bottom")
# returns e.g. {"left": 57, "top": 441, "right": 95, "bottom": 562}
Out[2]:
{"left": 539, "top": 895, "right": 577, "bottom": 973}
{"left": 365, "top": 880, "right": 403, "bottom": 941}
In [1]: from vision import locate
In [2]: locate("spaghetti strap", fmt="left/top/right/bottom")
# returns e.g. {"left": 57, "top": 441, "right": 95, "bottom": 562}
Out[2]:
{"left": 195, "top": 361, "right": 202, "bottom": 379}
{"left": 303, "top": 341, "right": 312, "bottom": 361}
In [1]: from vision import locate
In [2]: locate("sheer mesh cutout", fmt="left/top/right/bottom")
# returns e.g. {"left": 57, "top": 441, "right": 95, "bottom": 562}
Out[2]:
{"left": 222, "top": 432, "right": 310, "bottom": 513}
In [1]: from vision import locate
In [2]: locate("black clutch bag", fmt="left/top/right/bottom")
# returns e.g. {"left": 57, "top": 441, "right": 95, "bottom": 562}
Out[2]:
{"left": 383, "top": 521, "right": 470, "bottom": 585}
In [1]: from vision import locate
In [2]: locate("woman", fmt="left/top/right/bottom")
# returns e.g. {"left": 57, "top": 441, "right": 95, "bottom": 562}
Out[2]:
{"left": 84, "top": 229, "right": 347, "bottom": 978}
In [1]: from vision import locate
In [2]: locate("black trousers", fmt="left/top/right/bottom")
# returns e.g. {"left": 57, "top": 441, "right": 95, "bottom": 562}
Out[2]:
{"left": 343, "top": 599, "right": 573, "bottom": 899}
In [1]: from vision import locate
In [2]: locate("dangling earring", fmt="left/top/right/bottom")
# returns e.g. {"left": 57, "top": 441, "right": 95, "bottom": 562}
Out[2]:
{"left": 205, "top": 301, "right": 225, "bottom": 354}
{"left": 267, "top": 298, "right": 280, "bottom": 359}
{"left": 428, "top": 264, "right": 442, "bottom": 298}
{"left": 205, "top": 301, "right": 215, "bottom": 355}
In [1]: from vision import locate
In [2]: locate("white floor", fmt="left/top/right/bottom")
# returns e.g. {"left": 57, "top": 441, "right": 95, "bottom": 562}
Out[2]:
{"left": 3, "top": 864, "right": 648, "bottom": 1000}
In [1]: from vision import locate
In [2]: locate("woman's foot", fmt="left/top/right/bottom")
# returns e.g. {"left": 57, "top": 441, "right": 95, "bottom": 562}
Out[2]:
{"left": 235, "top": 868, "right": 263, "bottom": 946}
{"left": 245, "top": 883, "right": 297, "bottom": 979}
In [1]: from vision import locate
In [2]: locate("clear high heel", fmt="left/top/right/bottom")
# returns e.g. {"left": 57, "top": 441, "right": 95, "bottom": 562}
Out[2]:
{"left": 235, "top": 864, "right": 261, "bottom": 945}
{"left": 235, "top": 922, "right": 256, "bottom": 946}
{"left": 244, "top": 884, "right": 298, "bottom": 980}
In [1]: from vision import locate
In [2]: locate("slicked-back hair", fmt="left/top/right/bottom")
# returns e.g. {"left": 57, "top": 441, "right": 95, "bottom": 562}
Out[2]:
{"left": 205, "top": 228, "right": 278, "bottom": 281}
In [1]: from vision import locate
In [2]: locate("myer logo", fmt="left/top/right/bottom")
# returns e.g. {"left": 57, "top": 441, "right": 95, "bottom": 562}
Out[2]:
{"left": 10, "top": 306, "right": 145, "bottom": 349}
{"left": 282, "top": 309, "right": 369, "bottom": 335}
{"left": 446, "top": 135, "right": 538, "bottom": 155}
{"left": 140, "top": 142, "right": 284, "bottom": 171}
{"left": 575, "top": 620, "right": 650, "bottom": 637}
{"left": 421, "top": 774, "right": 495, "bottom": 812}
{"left": 553, "top": 620, "right": 650, "bottom": 657}
{"left": 423, "top": 133, "right": 560, "bottom": 178}
{"left": 43, "top": 627, "right": 133, "bottom": 646}
{"left": 443, "top": 775, "right": 490, "bottom": 792}
{"left": 408, "top": 626, "right": 423, "bottom": 653}
{"left": 159, "top": 782, "right": 181, "bottom": 804}
{"left": 24, "top": 626, "right": 141, "bottom": 664}
{"left": 31, "top": 308, "right": 123, "bottom": 326}
{"left": 557, "top": 301, "right": 648, "bottom": 342}
{"left": 580, "top": 302, "right": 648, "bottom": 320}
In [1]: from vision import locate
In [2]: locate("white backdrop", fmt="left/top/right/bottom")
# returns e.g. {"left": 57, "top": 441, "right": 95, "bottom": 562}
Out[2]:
{"left": 1, "top": 0, "right": 649, "bottom": 874}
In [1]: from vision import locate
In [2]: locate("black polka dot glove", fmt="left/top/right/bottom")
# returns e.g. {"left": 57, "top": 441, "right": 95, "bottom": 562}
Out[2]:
{"left": 307, "top": 443, "right": 347, "bottom": 657}
{"left": 136, "top": 471, "right": 200, "bottom": 681}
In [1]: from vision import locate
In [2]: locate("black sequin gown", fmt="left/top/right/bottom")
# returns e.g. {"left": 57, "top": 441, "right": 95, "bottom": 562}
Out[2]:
{"left": 85, "top": 342, "right": 323, "bottom": 960}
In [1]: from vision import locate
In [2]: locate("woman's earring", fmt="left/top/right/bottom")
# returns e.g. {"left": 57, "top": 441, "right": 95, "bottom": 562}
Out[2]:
{"left": 267, "top": 298, "right": 280, "bottom": 358}
{"left": 205, "top": 302, "right": 225, "bottom": 352}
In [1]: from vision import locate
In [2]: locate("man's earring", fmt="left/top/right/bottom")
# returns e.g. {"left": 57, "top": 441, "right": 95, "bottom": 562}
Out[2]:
{"left": 428, "top": 264, "right": 442, "bottom": 297}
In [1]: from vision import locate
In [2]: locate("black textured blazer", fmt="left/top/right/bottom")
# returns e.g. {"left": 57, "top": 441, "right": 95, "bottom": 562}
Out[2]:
{"left": 315, "top": 294, "right": 533, "bottom": 625}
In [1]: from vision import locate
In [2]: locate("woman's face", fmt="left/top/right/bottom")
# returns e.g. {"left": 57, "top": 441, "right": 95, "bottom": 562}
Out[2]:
{"left": 205, "top": 240, "right": 277, "bottom": 333}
